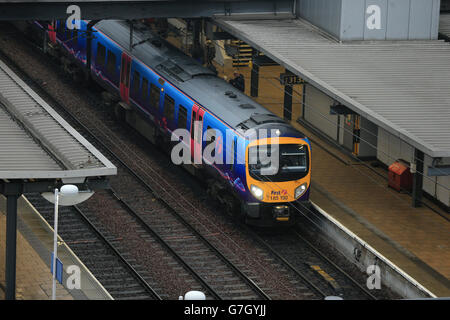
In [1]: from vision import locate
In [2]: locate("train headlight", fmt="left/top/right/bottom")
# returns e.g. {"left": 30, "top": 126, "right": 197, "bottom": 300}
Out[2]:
{"left": 295, "top": 183, "right": 308, "bottom": 199}
{"left": 250, "top": 185, "right": 264, "bottom": 200}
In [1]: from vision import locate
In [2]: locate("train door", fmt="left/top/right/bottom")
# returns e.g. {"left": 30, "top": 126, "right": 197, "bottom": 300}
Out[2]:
{"left": 48, "top": 21, "right": 57, "bottom": 44}
{"left": 120, "top": 53, "right": 132, "bottom": 104}
{"left": 190, "top": 104, "right": 205, "bottom": 164}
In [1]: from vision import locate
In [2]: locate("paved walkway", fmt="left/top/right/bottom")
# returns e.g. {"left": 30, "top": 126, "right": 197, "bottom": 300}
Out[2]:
{"left": 0, "top": 195, "right": 112, "bottom": 300}
{"left": 0, "top": 211, "right": 73, "bottom": 299}
{"left": 217, "top": 63, "right": 450, "bottom": 296}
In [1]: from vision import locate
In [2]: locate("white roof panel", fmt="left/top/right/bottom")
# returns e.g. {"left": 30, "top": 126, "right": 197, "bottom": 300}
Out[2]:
{"left": 0, "top": 59, "right": 116, "bottom": 179}
{"left": 216, "top": 18, "right": 450, "bottom": 157}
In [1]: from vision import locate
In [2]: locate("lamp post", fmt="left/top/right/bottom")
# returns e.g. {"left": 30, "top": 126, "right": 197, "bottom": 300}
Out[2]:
{"left": 42, "top": 184, "right": 94, "bottom": 300}
{"left": 52, "top": 185, "right": 76, "bottom": 300}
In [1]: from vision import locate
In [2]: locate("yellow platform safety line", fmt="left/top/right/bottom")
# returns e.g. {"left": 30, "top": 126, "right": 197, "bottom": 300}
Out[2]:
{"left": 310, "top": 265, "right": 341, "bottom": 291}
{"left": 231, "top": 40, "right": 253, "bottom": 67}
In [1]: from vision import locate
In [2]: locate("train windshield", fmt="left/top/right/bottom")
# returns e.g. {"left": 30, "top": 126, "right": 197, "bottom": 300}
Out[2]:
{"left": 248, "top": 144, "right": 309, "bottom": 182}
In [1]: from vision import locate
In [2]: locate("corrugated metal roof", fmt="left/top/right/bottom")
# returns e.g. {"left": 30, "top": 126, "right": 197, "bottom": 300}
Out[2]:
{"left": 440, "top": 13, "right": 450, "bottom": 39}
{"left": 216, "top": 18, "right": 450, "bottom": 158}
{"left": 95, "top": 20, "right": 292, "bottom": 130}
{"left": 0, "top": 105, "right": 61, "bottom": 171}
{"left": 0, "top": 59, "right": 116, "bottom": 179}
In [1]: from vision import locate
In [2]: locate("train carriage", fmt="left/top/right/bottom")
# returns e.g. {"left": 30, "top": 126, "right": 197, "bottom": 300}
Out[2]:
{"left": 35, "top": 19, "right": 312, "bottom": 227}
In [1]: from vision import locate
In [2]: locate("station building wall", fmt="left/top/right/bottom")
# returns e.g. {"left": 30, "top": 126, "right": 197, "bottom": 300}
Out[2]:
{"left": 301, "top": 85, "right": 450, "bottom": 207}
{"left": 303, "top": 84, "right": 338, "bottom": 140}
{"left": 303, "top": 84, "right": 378, "bottom": 158}
{"left": 378, "top": 128, "right": 450, "bottom": 207}
{"left": 296, "top": 0, "right": 440, "bottom": 41}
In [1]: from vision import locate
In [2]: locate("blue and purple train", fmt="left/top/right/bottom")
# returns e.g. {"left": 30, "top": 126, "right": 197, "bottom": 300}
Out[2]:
{"left": 33, "top": 19, "right": 312, "bottom": 226}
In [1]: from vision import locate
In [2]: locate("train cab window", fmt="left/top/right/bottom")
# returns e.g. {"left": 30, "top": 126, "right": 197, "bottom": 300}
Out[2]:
{"left": 96, "top": 43, "right": 106, "bottom": 67}
{"left": 150, "top": 83, "right": 160, "bottom": 109}
{"left": 248, "top": 144, "right": 309, "bottom": 182}
{"left": 132, "top": 71, "right": 141, "bottom": 97}
{"left": 142, "top": 77, "right": 149, "bottom": 102}
{"left": 178, "top": 105, "right": 187, "bottom": 129}
{"left": 106, "top": 51, "right": 116, "bottom": 76}
{"left": 163, "top": 94, "right": 175, "bottom": 122}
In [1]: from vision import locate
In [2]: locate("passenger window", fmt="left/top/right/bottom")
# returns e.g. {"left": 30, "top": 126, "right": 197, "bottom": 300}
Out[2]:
{"left": 178, "top": 105, "right": 187, "bottom": 129}
{"left": 230, "top": 138, "right": 236, "bottom": 170}
{"left": 96, "top": 43, "right": 106, "bottom": 67}
{"left": 64, "top": 26, "right": 70, "bottom": 41}
{"left": 106, "top": 51, "right": 116, "bottom": 76}
{"left": 164, "top": 94, "right": 175, "bottom": 122}
{"left": 142, "top": 77, "right": 149, "bottom": 102}
{"left": 72, "top": 28, "right": 78, "bottom": 46}
{"left": 57, "top": 20, "right": 64, "bottom": 34}
{"left": 132, "top": 70, "right": 140, "bottom": 96}
{"left": 150, "top": 83, "right": 160, "bottom": 109}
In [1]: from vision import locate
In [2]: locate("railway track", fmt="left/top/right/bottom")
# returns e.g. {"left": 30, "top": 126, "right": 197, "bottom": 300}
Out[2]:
{"left": 105, "top": 185, "right": 267, "bottom": 300}
{"left": 53, "top": 110, "right": 314, "bottom": 299}
{"left": 0, "top": 24, "right": 392, "bottom": 300}
{"left": 25, "top": 193, "right": 161, "bottom": 300}
{"left": 6, "top": 54, "right": 319, "bottom": 300}
{"left": 252, "top": 226, "right": 378, "bottom": 300}
{"left": 45, "top": 95, "right": 322, "bottom": 300}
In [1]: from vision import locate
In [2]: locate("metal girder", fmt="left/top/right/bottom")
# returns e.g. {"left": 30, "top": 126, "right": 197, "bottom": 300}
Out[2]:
{"left": 0, "top": 1, "right": 294, "bottom": 20}
{"left": 0, "top": 177, "right": 110, "bottom": 194}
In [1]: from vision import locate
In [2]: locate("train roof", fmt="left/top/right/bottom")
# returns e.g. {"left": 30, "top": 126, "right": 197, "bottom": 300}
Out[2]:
{"left": 94, "top": 20, "right": 300, "bottom": 134}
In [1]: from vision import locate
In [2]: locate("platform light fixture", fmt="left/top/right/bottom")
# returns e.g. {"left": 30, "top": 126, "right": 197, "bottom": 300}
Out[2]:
{"left": 179, "top": 290, "right": 206, "bottom": 300}
{"left": 41, "top": 185, "right": 94, "bottom": 300}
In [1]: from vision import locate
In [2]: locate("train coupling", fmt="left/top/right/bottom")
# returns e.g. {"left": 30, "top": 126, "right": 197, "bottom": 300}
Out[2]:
{"left": 273, "top": 205, "right": 290, "bottom": 222}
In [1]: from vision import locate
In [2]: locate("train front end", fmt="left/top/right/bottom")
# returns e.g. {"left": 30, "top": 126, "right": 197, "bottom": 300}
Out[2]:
{"left": 244, "top": 136, "right": 311, "bottom": 227}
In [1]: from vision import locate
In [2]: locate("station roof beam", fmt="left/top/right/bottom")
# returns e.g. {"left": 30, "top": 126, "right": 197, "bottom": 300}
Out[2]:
{"left": 0, "top": 0, "right": 294, "bottom": 21}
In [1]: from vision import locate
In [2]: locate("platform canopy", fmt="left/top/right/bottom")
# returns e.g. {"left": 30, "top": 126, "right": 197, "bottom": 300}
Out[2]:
{"left": 0, "top": 59, "right": 116, "bottom": 181}
{"left": 215, "top": 18, "right": 450, "bottom": 158}
{"left": 0, "top": 0, "right": 294, "bottom": 20}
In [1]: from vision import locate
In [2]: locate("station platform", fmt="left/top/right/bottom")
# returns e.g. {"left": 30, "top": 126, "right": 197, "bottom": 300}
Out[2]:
{"left": 0, "top": 195, "right": 112, "bottom": 300}
{"left": 216, "top": 63, "right": 450, "bottom": 297}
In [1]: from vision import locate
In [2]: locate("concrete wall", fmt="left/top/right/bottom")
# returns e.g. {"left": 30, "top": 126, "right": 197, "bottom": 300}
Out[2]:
{"left": 303, "top": 85, "right": 378, "bottom": 158}
{"left": 297, "top": 0, "right": 441, "bottom": 40}
{"left": 301, "top": 86, "right": 449, "bottom": 207}
{"left": 359, "top": 117, "right": 378, "bottom": 158}
{"left": 297, "top": 0, "right": 342, "bottom": 39}
{"left": 303, "top": 84, "right": 338, "bottom": 140}
{"left": 377, "top": 128, "right": 450, "bottom": 207}
{"left": 303, "top": 203, "right": 436, "bottom": 299}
